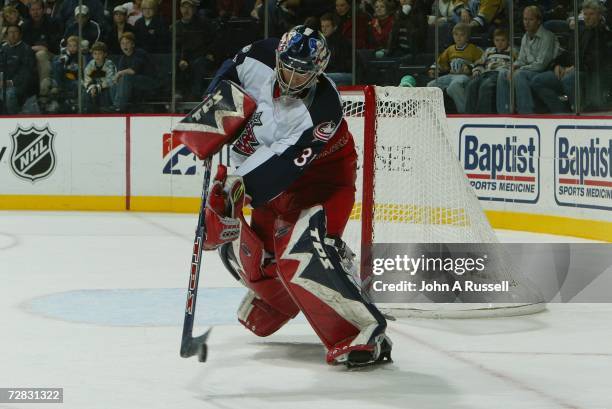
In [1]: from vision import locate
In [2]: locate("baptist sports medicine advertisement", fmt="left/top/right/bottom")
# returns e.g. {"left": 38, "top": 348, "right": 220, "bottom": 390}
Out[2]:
{"left": 459, "top": 124, "right": 540, "bottom": 203}
{"left": 555, "top": 126, "right": 612, "bottom": 210}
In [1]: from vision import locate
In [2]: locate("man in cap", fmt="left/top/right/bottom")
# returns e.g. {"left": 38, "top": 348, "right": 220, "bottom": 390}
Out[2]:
{"left": 60, "top": 4, "right": 102, "bottom": 51}
{"left": 172, "top": 0, "right": 217, "bottom": 99}
{"left": 57, "top": 0, "right": 106, "bottom": 28}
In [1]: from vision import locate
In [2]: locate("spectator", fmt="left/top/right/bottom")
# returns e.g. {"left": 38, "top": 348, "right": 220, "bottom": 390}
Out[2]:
{"left": 542, "top": 0, "right": 571, "bottom": 32}
{"left": 320, "top": 12, "right": 351, "bottom": 85}
{"left": 3, "top": 0, "right": 29, "bottom": 19}
{"left": 387, "top": 0, "right": 428, "bottom": 57}
{"left": 57, "top": 0, "right": 105, "bottom": 29}
{"left": 21, "top": 0, "right": 62, "bottom": 98}
{"left": 497, "top": 5, "right": 559, "bottom": 114}
{"left": 61, "top": 5, "right": 102, "bottom": 51}
{"left": 0, "top": 24, "right": 35, "bottom": 114}
{"left": 134, "top": 0, "right": 169, "bottom": 53}
{"left": 43, "top": 0, "right": 64, "bottom": 23}
{"left": 217, "top": 0, "right": 243, "bottom": 18}
{"left": 465, "top": 0, "right": 505, "bottom": 32}
{"left": 106, "top": 5, "right": 135, "bottom": 55}
{"left": 367, "top": 0, "right": 394, "bottom": 50}
{"left": 111, "top": 31, "right": 157, "bottom": 111}
{"left": 334, "top": 0, "right": 368, "bottom": 48}
{"left": 250, "top": 0, "right": 262, "bottom": 20}
{"left": 531, "top": 0, "right": 611, "bottom": 112}
{"left": 82, "top": 41, "right": 116, "bottom": 112}
{"left": 464, "top": 27, "right": 514, "bottom": 113}
{"left": 427, "top": 22, "right": 482, "bottom": 113}
{"left": 49, "top": 34, "right": 89, "bottom": 112}
{"left": 123, "top": 0, "right": 143, "bottom": 25}
{"left": 174, "top": 0, "right": 216, "bottom": 99}
{"left": 427, "top": 0, "right": 467, "bottom": 26}
{"left": 1, "top": 6, "right": 23, "bottom": 43}
{"left": 263, "top": 0, "right": 300, "bottom": 38}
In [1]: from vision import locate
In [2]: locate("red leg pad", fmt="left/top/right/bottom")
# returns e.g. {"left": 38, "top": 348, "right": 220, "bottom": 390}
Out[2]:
{"left": 237, "top": 290, "right": 296, "bottom": 337}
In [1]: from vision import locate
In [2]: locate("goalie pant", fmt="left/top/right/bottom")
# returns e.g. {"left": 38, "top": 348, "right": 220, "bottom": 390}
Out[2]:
{"left": 230, "top": 122, "right": 389, "bottom": 364}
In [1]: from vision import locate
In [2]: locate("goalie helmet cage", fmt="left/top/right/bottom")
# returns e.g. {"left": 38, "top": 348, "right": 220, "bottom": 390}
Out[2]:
{"left": 340, "top": 85, "right": 545, "bottom": 318}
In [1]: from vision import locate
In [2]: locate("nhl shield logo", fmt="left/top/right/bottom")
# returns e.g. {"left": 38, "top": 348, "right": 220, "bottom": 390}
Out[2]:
{"left": 10, "top": 125, "right": 57, "bottom": 182}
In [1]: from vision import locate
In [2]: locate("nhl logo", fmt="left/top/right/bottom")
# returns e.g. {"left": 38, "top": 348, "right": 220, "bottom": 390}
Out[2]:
{"left": 10, "top": 124, "right": 57, "bottom": 182}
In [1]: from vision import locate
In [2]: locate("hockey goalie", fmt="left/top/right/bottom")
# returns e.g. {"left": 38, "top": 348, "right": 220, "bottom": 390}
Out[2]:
{"left": 173, "top": 25, "right": 391, "bottom": 367}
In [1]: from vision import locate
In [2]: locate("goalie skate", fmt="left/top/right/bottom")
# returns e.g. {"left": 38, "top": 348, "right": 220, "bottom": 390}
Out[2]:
{"left": 331, "top": 334, "right": 393, "bottom": 369}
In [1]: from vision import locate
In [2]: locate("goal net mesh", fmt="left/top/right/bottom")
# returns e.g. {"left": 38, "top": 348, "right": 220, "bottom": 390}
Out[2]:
{"left": 341, "top": 86, "right": 545, "bottom": 318}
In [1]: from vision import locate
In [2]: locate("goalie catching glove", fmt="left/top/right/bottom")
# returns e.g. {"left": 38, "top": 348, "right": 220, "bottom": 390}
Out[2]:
{"left": 204, "top": 164, "right": 251, "bottom": 250}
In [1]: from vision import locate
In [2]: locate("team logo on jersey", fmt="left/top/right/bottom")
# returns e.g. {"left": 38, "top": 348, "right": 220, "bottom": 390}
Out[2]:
{"left": 9, "top": 124, "right": 56, "bottom": 182}
{"left": 232, "top": 111, "right": 263, "bottom": 157}
{"left": 313, "top": 121, "right": 336, "bottom": 142}
{"left": 162, "top": 133, "right": 197, "bottom": 175}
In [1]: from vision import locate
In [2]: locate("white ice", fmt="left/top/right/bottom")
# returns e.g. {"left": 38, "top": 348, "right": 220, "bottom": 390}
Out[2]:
{"left": 1, "top": 211, "right": 610, "bottom": 409}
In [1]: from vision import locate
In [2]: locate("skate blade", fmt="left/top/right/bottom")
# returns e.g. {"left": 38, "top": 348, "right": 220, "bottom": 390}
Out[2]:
{"left": 346, "top": 352, "right": 393, "bottom": 370}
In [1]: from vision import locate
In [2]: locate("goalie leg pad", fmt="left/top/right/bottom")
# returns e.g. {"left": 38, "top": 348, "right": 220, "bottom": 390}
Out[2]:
{"left": 273, "top": 205, "right": 389, "bottom": 365}
{"left": 221, "top": 223, "right": 300, "bottom": 318}
{"left": 237, "top": 289, "right": 297, "bottom": 337}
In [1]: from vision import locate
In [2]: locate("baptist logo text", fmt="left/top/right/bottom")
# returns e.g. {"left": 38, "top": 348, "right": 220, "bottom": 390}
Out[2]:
{"left": 557, "top": 137, "right": 612, "bottom": 184}
{"left": 463, "top": 135, "right": 537, "bottom": 179}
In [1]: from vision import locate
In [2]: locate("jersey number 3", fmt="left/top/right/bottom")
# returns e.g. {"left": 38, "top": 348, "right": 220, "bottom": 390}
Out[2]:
{"left": 294, "top": 148, "right": 313, "bottom": 167}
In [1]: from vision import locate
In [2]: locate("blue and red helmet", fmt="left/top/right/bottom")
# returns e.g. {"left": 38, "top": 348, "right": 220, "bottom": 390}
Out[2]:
{"left": 276, "top": 25, "right": 330, "bottom": 96}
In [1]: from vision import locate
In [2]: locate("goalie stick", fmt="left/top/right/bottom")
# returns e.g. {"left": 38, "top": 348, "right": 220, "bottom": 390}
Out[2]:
{"left": 176, "top": 80, "right": 257, "bottom": 362}
{"left": 180, "top": 157, "right": 213, "bottom": 362}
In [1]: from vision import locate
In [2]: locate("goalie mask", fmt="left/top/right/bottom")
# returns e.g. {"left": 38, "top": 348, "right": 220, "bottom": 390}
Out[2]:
{"left": 276, "top": 25, "right": 330, "bottom": 97}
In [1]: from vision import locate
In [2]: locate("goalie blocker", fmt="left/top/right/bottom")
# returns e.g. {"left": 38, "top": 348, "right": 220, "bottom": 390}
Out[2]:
{"left": 173, "top": 80, "right": 257, "bottom": 160}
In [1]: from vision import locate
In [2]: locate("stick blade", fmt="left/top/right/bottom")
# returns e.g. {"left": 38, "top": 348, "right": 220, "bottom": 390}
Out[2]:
{"left": 180, "top": 328, "right": 213, "bottom": 361}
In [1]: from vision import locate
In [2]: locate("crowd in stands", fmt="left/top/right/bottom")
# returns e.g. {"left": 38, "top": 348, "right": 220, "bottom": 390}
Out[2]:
{"left": 0, "top": 0, "right": 611, "bottom": 114}
{"left": 0, "top": 0, "right": 226, "bottom": 113}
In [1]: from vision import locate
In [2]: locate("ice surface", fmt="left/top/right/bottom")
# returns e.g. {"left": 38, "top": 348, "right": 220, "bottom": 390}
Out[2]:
{"left": 0, "top": 211, "right": 610, "bottom": 409}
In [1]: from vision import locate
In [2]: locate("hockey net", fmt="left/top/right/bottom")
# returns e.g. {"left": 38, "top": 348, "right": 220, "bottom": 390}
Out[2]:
{"left": 340, "top": 86, "right": 545, "bottom": 318}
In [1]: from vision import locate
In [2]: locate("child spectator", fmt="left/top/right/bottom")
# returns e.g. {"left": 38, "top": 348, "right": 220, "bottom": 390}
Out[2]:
{"left": 427, "top": 22, "right": 482, "bottom": 113}
{"left": 464, "top": 27, "right": 514, "bottom": 113}
{"left": 134, "top": 0, "right": 169, "bottom": 53}
{"left": 0, "top": 24, "right": 35, "bottom": 114}
{"left": 111, "top": 31, "right": 157, "bottom": 111}
{"left": 49, "top": 34, "right": 90, "bottom": 112}
{"left": 83, "top": 41, "right": 116, "bottom": 112}
{"left": 387, "top": 0, "right": 428, "bottom": 57}
{"left": 106, "top": 5, "right": 135, "bottom": 55}
{"left": 367, "top": 0, "right": 394, "bottom": 49}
